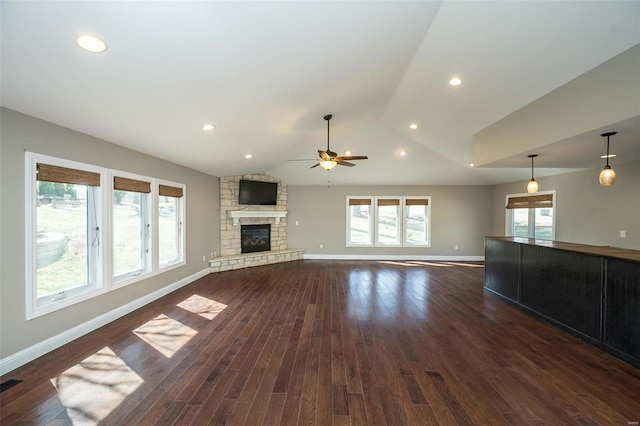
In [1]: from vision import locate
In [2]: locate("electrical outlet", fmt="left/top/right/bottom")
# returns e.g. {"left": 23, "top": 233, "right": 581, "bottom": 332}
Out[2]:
{"left": 295, "top": 220, "right": 299, "bottom": 225}
{"left": 320, "top": 243, "right": 323, "bottom": 249}
{"left": 455, "top": 245, "right": 459, "bottom": 250}
{"left": 202, "top": 255, "right": 206, "bottom": 261}
{"left": 620, "top": 230, "right": 626, "bottom": 238}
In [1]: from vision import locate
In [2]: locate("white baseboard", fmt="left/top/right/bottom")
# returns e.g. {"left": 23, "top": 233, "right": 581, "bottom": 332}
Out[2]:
{"left": 0, "top": 268, "right": 210, "bottom": 376}
{"left": 304, "top": 254, "right": 484, "bottom": 261}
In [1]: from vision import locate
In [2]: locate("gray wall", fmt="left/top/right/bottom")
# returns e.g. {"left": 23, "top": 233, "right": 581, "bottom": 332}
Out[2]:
{"left": 492, "top": 160, "right": 640, "bottom": 249}
{"left": 0, "top": 108, "right": 220, "bottom": 358}
{"left": 287, "top": 184, "right": 493, "bottom": 256}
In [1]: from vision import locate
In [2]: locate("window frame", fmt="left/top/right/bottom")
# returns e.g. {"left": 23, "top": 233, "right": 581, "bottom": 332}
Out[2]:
{"left": 345, "top": 195, "right": 432, "bottom": 248}
{"left": 346, "top": 196, "right": 374, "bottom": 247}
{"left": 157, "top": 179, "right": 186, "bottom": 271}
{"left": 374, "top": 196, "right": 402, "bottom": 247}
{"left": 25, "top": 153, "right": 107, "bottom": 319}
{"left": 26, "top": 152, "right": 188, "bottom": 320}
{"left": 505, "top": 190, "right": 556, "bottom": 240}
{"left": 403, "top": 196, "right": 431, "bottom": 247}
{"left": 110, "top": 170, "right": 154, "bottom": 288}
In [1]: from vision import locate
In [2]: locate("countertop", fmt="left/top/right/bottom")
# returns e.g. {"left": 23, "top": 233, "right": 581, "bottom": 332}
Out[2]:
{"left": 485, "top": 236, "right": 640, "bottom": 263}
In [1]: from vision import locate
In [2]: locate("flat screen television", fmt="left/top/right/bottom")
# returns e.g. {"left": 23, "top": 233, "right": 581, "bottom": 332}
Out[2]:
{"left": 238, "top": 179, "right": 278, "bottom": 205}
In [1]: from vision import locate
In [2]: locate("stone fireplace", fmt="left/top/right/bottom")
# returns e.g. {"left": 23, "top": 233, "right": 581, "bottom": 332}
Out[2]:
{"left": 241, "top": 224, "right": 271, "bottom": 254}
{"left": 211, "top": 173, "right": 303, "bottom": 273}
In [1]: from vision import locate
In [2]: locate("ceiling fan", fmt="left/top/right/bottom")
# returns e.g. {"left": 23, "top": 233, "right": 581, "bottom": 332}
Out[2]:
{"left": 310, "top": 114, "right": 368, "bottom": 170}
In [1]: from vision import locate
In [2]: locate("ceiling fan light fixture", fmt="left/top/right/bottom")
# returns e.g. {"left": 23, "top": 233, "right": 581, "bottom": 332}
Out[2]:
{"left": 320, "top": 160, "right": 337, "bottom": 170}
{"left": 599, "top": 131, "right": 617, "bottom": 186}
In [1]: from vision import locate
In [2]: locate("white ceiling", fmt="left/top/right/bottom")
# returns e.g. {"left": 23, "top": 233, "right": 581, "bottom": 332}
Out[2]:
{"left": 2, "top": 1, "right": 639, "bottom": 186}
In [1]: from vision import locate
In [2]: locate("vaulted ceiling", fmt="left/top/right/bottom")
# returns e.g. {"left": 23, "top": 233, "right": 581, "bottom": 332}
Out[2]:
{"left": 2, "top": 1, "right": 639, "bottom": 185}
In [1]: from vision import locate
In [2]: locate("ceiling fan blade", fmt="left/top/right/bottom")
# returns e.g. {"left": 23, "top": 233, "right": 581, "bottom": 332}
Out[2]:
{"left": 336, "top": 155, "right": 368, "bottom": 161}
{"left": 318, "top": 150, "right": 331, "bottom": 161}
{"left": 310, "top": 163, "right": 320, "bottom": 168}
{"left": 337, "top": 161, "right": 355, "bottom": 167}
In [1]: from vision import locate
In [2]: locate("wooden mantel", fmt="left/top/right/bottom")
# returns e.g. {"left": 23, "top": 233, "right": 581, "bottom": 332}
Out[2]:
{"left": 226, "top": 210, "right": 287, "bottom": 226}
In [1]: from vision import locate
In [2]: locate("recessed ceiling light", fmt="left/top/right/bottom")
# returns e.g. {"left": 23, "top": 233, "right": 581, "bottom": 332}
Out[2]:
{"left": 76, "top": 35, "right": 107, "bottom": 53}
{"left": 449, "top": 77, "right": 463, "bottom": 86}
{"left": 600, "top": 154, "right": 616, "bottom": 159}
{"left": 400, "top": 150, "right": 406, "bottom": 157}
{"left": 245, "top": 154, "right": 253, "bottom": 159}
{"left": 409, "top": 123, "right": 418, "bottom": 130}
{"left": 345, "top": 150, "right": 352, "bottom": 156}
{"left": 202, "top": 124, "right": 215, "bottom": 131}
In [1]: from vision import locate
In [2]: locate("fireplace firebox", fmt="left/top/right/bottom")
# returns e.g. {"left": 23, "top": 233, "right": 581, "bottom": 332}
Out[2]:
{"left": 241, "top": 224, "right": 271, "bottom": 254}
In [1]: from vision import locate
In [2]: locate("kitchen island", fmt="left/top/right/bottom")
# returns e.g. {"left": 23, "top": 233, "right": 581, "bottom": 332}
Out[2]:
{"left": 484, "top": 236, "right": 640, "bottom": 368}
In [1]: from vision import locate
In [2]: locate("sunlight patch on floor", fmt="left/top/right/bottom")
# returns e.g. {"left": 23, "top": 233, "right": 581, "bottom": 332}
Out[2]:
{"left": 441, "top": 261, "right": 484, "bottom": 268}
{"left": 50, "top": 346, "right": 143, "bottom": 424}
{"left": 177, "top": 294, "right": 227, "bottom": 320}
{"left": 133, "top": 314, "right": 197, "bottom": 358}
{"left": 377, "top": 260, "right": 422, "bottom": 267}
{"left": 408, "top": 261, "right": 453, "bottom": 267}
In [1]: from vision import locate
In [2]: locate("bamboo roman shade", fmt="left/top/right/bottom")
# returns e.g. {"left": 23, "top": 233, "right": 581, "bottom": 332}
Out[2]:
{"left": 506, "top": 194, "right": 553, "bottom": 209}
{"left": 348, "top": 198, "right": 371, "bottom": 206}
{"left": 377, "top": 199, "right": 400, "bottom": 206}
{"left": 159, "top": 184, "right": 184, "bottom": 198}
{"left": 37, "top": 163, "right": 100, "bottom": 186}
{"left": 405, "top": 198, "right": 429, "bottom": 206}
{"left": 114, "top": 176, "right": 151, "bottom": 193}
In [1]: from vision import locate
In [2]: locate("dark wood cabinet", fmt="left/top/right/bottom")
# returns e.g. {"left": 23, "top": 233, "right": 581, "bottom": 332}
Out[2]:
{"left": 484, "top": 237, "right": 640, "bottom": 367}
{"left": 604, "top": 259, "right": 640, "bottom": 360}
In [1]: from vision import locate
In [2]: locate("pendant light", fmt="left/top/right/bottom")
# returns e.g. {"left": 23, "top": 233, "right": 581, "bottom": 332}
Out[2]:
{"left": 599, "top": 131, "right": 617, "bottom": 186}
{"left": 527, "top": 154, "right": 539, "bottom": 193}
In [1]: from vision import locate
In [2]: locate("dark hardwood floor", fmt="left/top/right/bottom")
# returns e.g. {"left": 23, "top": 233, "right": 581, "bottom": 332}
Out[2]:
{"left": 1, "top": 260, "right": 639, "bottom": 425}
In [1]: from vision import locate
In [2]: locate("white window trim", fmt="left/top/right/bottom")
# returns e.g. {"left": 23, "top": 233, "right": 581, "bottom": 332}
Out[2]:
{"left": 26, "top": 152, "right": 188, "bottom": 319}
{"left": 346, "top": 196, "right": 374, "bottom": 247}
{"left": 374, "top": 196, "right": 402, "bottom": 247}
{"left": 25, "top": 152, "right": 108, "bottom": 319}
{"left": 157, "top": 179, "right": 186, "bottom": 272}
{"left": 504, "top": 189, "right": 556, "bottom": 240}
{"left": 403, "top": 196, "right": 431, "bottom": 247}
{"left": 110, "top": 170, "right": 155, "bottom": 289}
{"left": 346, "top": 195, "right": 432, "bottom": 248}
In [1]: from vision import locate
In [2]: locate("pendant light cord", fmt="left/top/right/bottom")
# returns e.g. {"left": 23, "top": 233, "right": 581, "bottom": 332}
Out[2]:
{"left": 605, "top": 135, "right": 610, "bottom": 167}
{"left": 528, "top": 154, "right": 537, "bottom": 180}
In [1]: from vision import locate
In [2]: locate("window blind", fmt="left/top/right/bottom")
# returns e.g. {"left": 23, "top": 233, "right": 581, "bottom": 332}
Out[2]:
{"left": 159, "top": 184, "right": 184, "bottom": 198}
{"left": 378, "top": 198, "right": 400, "bottom": 206}
{"left": 37, "top": 163, "right": 100, "bottom": 186}
{"left": 506, "top": 194, "right": 553, "bottom": 209}
{"left": 114, "top": 176, "right": 151, "bottom": 193}
{"left": 405, "top": 198, "right": 428, "bottom": 206}
{"left": 348, "top": 198, "right": 371, "bottom": 206}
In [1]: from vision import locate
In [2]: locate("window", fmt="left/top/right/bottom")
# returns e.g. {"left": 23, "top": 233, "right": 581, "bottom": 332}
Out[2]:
{"left": 26, "top": 152, "right": 188, "bottom": 319}
{"left": 346, "top": 197, "right": 373, "bottom": 246}
{"left": 376, "top": 197, "right": 401, "bottom": 246}
{"left": 404, "top": 197, "right": 429, "bottom": 246}
{"left": 346, "top": 196, "right": 431, "bottom": 248}
{"left": 506, "top": 191, "right": 555, "bottom": 240}
{"left": 158, "top": 183, "right": 185, "bottom": 268}
{"left": 27, "top": 157, "right": 104, "bottom": 317}
{"left": 113, "top": 175, "right": 151, "bottom": 283}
